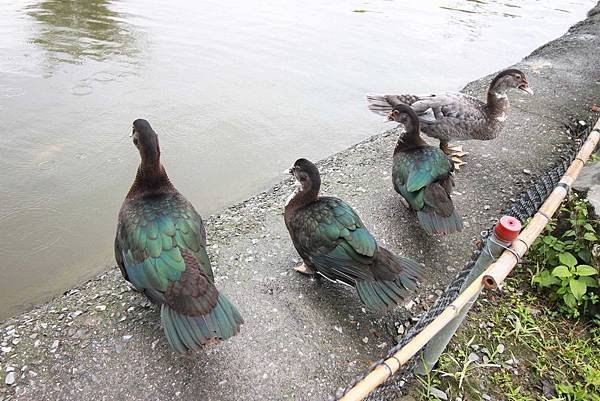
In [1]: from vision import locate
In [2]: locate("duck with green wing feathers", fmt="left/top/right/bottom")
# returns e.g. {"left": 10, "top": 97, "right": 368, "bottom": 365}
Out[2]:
{"left": 115, "top": 119, "right": 243, "bottom": 354}
{"left": 389, "top": 104, "right": 463, "bottom": 235}
{"left": 284, "top": 158, "right": 423, "bottom": 311}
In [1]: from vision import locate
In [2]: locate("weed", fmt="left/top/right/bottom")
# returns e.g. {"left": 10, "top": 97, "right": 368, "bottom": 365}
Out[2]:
{"left": 530, "top": 194, "right": 600, "bottom": 317}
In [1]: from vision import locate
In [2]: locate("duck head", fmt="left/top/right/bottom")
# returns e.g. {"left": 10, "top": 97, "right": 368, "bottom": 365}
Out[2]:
{"left": 489, "top": 69, "right": 533, "bottom": 96}
{"left": 131, "top": 119, "right": 160, "bottom": 166}
{"left": 284, "top": 158, "right": 321, "bottom": 207}
{"left": 388, "top": 104, "right": 420, "bottom": 140}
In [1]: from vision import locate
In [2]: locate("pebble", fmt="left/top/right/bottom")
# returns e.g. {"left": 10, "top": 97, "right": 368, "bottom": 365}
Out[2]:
{"left": 95, "top": 305, "right": 107, "bottom": 311}
{"left": 467, "top": 352, "right": 479, "bottom": 362}
{"left": 523, "top": 169, "right": 532, "bottom": 175}
{"left": 482, "top": 394, "right": 492, "bottom": 401}
{"left": 5, "top": 371, "right": 15, "bottom": 386}
{"left": 497, "top": 344, "right": 505, "bottom": 354}
{"left": 361, "top": 337, "right": 369, "bottom": 344}
{"left": 1, "top": 347, "right": 12, "bottom": 353}
{"left": 333, "top": 326, "right": 343, "bottom": 334}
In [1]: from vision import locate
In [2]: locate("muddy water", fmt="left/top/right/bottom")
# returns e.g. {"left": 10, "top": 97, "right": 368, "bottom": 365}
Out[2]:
{"left": 0, "top": 0, "right": 593, "bottom": 319}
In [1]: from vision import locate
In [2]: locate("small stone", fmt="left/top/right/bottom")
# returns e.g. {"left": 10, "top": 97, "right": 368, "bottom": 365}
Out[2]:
{"left": 468, "top": 352, "right": 479, "bottom": 362}
{"left": 482, "top": 394, "right": 492, "bottom": 401}
{"left": 362, "top": 337, "right": 369, "bottom": 344}
{"left": 483, "top": 205, "right": 490, "bottom": 210}
{"left": 5, "top": 366, "right": 14, "bottom": 373}
{"left": 404, "top": 300, "right": 415, "bottom": 310}
{"left": 71, "top": 310, "right": 83, "bottom": 318}
{"left": 51, "top": 340, "right": 59, "bottom": 349}
{"left": 34, "top": 340, "right": 41, "bottom": 348}
{"left": 497, "top": 344, "right": 505, "bottom": 354}
{"left": 1, "top": 347, "right": 12, "bottom": 353}
{"left": 429, "top": 386, "right": 448, "bottom": 400}
{"left": 397, "top": 325, "right": 405, "bottom": 335}
{"left": 5, "top": 371, "right": 16, "bottom": 386}
{"left": 523, "top": 169, "right": 532, "bottom": 175}
{"left": 123, "top": 335, "right": 133, "bottom": 341}
{"left": 95, "top": 305, "right": 107, "bottom": 311}
{"left": 334, "top": 326, "right": 343, "bottom": 334}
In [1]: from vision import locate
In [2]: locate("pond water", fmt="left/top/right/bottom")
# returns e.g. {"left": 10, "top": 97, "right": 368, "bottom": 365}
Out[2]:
{"left": 0, "top": 0, "right": 593, "bottom": 319}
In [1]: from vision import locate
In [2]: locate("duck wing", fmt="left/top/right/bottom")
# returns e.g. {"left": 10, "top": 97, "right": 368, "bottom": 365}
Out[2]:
{"left": 288, "top": 197, "right": 423, "bottom": 310}
{"left": 393, "top": 148, "right": 463, "bottom": 235}
{"left": 115, "top": 193, "right": 242, "bottom": 352}
{"left": 289, "top": 197, "right": 377, "bottom": 285}
{"left": 367, "top": 92, "right": 486, "bottom": 122}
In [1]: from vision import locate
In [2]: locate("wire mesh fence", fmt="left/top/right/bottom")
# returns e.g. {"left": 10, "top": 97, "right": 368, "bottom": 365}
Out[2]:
{"left": 331, "top": 115, "right": 598, "bottom": 401}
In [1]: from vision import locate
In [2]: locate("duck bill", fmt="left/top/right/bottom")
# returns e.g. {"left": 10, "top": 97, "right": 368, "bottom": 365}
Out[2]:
{"left": 519, "top": 84, "right": 534, "bottom": 95}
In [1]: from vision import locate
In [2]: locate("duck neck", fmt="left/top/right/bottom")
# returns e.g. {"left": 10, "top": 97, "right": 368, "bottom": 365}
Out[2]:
{"left": 284, "top": 178, "right": 320, "bottom": 215}
{"left": 486, "top": 87, "right": 510, "bottom": 120}
{"left": 126, "top": 147, "right": 173, "bottom": 199}
{"left": 394, "top": 116, "right": 426, "bottom": 154}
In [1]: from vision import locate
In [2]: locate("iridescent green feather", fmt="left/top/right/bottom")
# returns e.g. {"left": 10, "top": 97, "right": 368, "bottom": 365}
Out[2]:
{"left": 118, "top": 194, "right": 210, "bottom": 292}
{"left": 393, "top": 147, "right": 452, "bottom": 212}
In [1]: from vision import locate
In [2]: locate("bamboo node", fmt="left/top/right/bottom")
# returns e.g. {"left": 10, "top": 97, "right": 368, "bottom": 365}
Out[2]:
{"left": 536, "top": 210, "right": 551, "bottom": 220}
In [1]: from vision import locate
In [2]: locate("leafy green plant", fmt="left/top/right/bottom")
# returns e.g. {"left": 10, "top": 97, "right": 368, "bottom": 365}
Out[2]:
{"left": 529, "top": 195, "right": 600, "bottom": 318}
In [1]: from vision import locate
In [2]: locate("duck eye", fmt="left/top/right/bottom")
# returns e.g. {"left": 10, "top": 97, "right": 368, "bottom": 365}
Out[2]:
{"left": 515, "top": 74, "right": 521, "bottom": 80}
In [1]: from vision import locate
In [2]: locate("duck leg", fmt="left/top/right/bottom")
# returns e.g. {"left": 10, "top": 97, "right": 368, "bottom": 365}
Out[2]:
{"left": 294, "top": 261, "right": 316, "bottom": 275}
{"left": 440, "top": 140, "right": 467, "bottom": 170}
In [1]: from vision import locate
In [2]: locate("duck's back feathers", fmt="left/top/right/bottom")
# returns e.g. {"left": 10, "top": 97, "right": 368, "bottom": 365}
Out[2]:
{"left": 368, "top": 92, "right": 495, "bottom": 141}
{"left": 116, "top": 192, "right": 243, "bottom": 352}
{"left": 393, "top": 147, "right": 463, "bottom": 235}
{"left": 286, "top": 197, "right": 422, "bottom": 310}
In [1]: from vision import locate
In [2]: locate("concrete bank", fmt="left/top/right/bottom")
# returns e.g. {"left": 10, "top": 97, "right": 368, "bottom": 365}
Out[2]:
{"left": 1, "top": 4, "right": 599, "bottom": 400}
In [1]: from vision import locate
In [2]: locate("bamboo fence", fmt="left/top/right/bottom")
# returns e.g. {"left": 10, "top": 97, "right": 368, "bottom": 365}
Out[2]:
{"left": 338, "top": 120, "right": 600, "bottom": 401}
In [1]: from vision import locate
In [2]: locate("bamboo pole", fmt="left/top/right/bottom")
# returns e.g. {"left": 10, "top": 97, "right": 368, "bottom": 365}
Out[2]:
{"left": 484, "top": 125, "right": 600, "bottom": 288}
{"left": 338, "top": 123, "right": 600, "bottom": 401}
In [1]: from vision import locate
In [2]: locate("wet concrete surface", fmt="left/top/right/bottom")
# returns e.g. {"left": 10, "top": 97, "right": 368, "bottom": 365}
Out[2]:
{"left": 1, "top": 3, "right": 599, "bottom": 400}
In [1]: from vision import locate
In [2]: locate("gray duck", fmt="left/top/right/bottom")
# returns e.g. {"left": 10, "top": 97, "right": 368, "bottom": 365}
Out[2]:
{"left": 115, "top": 119, "right": 243, "bottom": 354}
{"left": 284, "top": 158, "right": 423, "bottom": 311}
{"left": 367, "top": 69, "right": 533, "bottom": 169}
{"left": 389, "top": 104, "right": 463, "bottom": 235}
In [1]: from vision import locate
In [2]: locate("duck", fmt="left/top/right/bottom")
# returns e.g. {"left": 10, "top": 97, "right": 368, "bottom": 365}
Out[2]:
{"left": 283, "top": 158, "right": 423, "bottom": 311}
{"left": 115, "top": 119, "right": 243, "bottom": 354}
{"left": 389, "top": 104, "right": 463, "bottom": 235}
{"left": 367, "top": 69, "right": 533, "bottom": 169}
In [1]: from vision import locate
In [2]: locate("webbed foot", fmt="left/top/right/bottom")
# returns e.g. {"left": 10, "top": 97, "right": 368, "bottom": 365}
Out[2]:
{"left": 294, "top": 262, "right": 316, "bottom": 275}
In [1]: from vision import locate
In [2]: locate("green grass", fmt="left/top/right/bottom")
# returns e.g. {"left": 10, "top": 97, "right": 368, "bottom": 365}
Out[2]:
{"left": 409, "top": 193, "right": 600, "bottom": 401}
{"left": 410, "top": 275, "right": 600, "bottom": 400}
